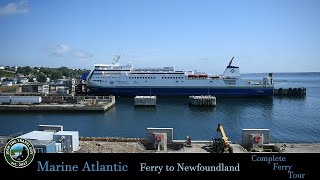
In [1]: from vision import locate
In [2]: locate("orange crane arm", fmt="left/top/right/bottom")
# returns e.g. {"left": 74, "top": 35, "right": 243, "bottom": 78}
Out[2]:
{"left": 217, "top": 124, "right": 229, "bottom": 147}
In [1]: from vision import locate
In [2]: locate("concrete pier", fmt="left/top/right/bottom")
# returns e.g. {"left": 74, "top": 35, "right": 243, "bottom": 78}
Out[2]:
{"left": 273, "top": 87, "right": 306, "bottom": 96}
{"left": 0, "top": 96, "right": 115, "bottom": 112}
{"left": 134, "top": 96, "right": 157, "bottom": 106}
{"left": 0, "top": 103, "right": 114, "bottom": 112}
{"left": 189, "top": 95, "right": 216, "bottom": 106}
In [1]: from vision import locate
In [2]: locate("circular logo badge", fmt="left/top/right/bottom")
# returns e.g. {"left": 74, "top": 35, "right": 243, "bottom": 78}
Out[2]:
{"left": 4, "top": 138, "right": 35, "bottom": 168}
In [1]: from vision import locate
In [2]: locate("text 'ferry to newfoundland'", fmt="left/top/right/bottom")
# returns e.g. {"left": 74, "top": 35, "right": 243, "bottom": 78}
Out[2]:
{"left": 84, "top": 56, "right": 274, "bottom": 97}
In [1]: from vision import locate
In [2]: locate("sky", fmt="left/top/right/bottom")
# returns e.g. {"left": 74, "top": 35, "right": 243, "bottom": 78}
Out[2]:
{"left": 0, "top": 0, "right": 319, "bottom": 73}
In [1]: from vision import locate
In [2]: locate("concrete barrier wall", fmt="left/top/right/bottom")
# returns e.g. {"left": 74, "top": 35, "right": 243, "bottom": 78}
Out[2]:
{"left": 147, "top": 128, "right": 173, "bottom": 143}
{"left": 242, "top": 129, "right": 270, "bottom": 150}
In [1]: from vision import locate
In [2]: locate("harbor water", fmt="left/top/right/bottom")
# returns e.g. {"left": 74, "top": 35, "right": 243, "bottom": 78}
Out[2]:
{"left": 1, "top": 72, "right": 319, "bottom": 143}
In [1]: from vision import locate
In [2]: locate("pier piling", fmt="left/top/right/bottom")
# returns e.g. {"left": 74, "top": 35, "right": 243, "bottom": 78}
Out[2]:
{"left": 189, "top": 95, "right": 216, "bottom": 106}
{"left": 273, "top": 87, "right": 306, "bottom": 96}
{"left": 134, "top": 96, "right": 157, "bottom": 106}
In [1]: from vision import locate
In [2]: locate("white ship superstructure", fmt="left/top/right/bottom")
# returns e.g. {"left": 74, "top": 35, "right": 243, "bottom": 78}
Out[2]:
{"left": 85, "top": 56, "right": 274, "bottom": 96}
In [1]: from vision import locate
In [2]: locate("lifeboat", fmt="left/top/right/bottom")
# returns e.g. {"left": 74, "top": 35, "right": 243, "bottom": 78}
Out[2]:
{"left": 188, "top": 74, "right": 199, "bottom": 78}
{"left": 198, "top": 74, "right": 208, "bottom": 78}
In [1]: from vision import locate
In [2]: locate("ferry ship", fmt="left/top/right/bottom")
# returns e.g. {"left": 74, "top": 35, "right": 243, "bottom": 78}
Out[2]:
{"left": 84, "top": 56, "right": 274, "bottom": 96}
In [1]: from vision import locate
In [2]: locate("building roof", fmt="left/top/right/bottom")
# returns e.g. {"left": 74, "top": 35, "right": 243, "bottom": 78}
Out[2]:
{"left": 54, "top": 131, "right": 79, "bottom": 136}
{"left": 18, "top": 131, "right": 54, "bottom": 140}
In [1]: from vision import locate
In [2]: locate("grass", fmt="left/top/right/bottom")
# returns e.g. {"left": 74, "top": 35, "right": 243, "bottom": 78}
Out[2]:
{"left": 0, "top": 70, "right": 15, "bottom": 77}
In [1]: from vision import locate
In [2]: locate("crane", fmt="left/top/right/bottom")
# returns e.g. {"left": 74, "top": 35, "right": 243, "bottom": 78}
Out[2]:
{"left": 211, "top": 124, "right": 233, "bottom": 153}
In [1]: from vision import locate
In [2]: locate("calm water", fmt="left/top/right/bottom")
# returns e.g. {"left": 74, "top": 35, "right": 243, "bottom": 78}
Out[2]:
{"left": 1, "top": 72, "right": 320, "bottom": 143}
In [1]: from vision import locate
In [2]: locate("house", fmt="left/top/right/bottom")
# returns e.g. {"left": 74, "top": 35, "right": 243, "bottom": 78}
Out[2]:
{"left": 17, "top": 125, "right": 79, "bottom": 153}
{"left": 18, "top": 77, "right": 29, "bottom": 84}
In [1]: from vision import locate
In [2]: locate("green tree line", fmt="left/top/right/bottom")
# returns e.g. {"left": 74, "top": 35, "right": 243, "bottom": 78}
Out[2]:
{"left": 4, "top": 66, "right": 87, "bottom": 82}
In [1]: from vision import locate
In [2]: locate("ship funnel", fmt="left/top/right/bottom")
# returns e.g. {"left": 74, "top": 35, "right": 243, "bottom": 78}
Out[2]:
{"left": 222, "top": 57, "right": 240, "bottom": 77}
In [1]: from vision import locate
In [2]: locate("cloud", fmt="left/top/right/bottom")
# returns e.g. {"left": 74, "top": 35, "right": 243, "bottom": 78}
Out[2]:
{"left": 73, "top": 50, "right": 93, "bottom": 59}
{"left": 0, "top": 0, "right": 29, "bottom": 16}
{"left": 48, "top": 44, "right": 70, "bottom": 57}
{"left": 45, "top": 43, "right": 93, "bottom": 60}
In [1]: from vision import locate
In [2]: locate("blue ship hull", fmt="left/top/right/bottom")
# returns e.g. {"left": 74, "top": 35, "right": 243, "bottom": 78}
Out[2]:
{"left": 87, "top": 86, "right": 274, "bottom": 97}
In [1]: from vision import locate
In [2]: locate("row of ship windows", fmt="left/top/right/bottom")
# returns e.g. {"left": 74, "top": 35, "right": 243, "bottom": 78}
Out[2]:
{"left": 93, "top": 76, "right": 185, "bottom": 79}
{"left": 129, "top": 77, "right": 156, "bottom": 79}
{"left": 128, "top": 77, "right": 184, "bottom": 79}
{"left": 92, "top": 80, "right": 214, "bottom": 83}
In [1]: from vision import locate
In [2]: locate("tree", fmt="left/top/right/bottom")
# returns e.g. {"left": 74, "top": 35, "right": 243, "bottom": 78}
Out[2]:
{"left": 40, "top": 67, "right": 51, "bottom": 75}
{"left": 17, "top": 66, "right": 32, "bottom": 75}
{"left": 37, "top": 74, "right": 47, "bottom": 82}
{"left": 24, "top": 66, "right": 32, "bottom": 75}
{"left": 17, "top": 67, "right": 23, "bottom": 74}
{"left": 58, "top": 66, "right": 71, "bottom": 77}
{"left": 51, "top": 71, "right": 63, "bottom": 80}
